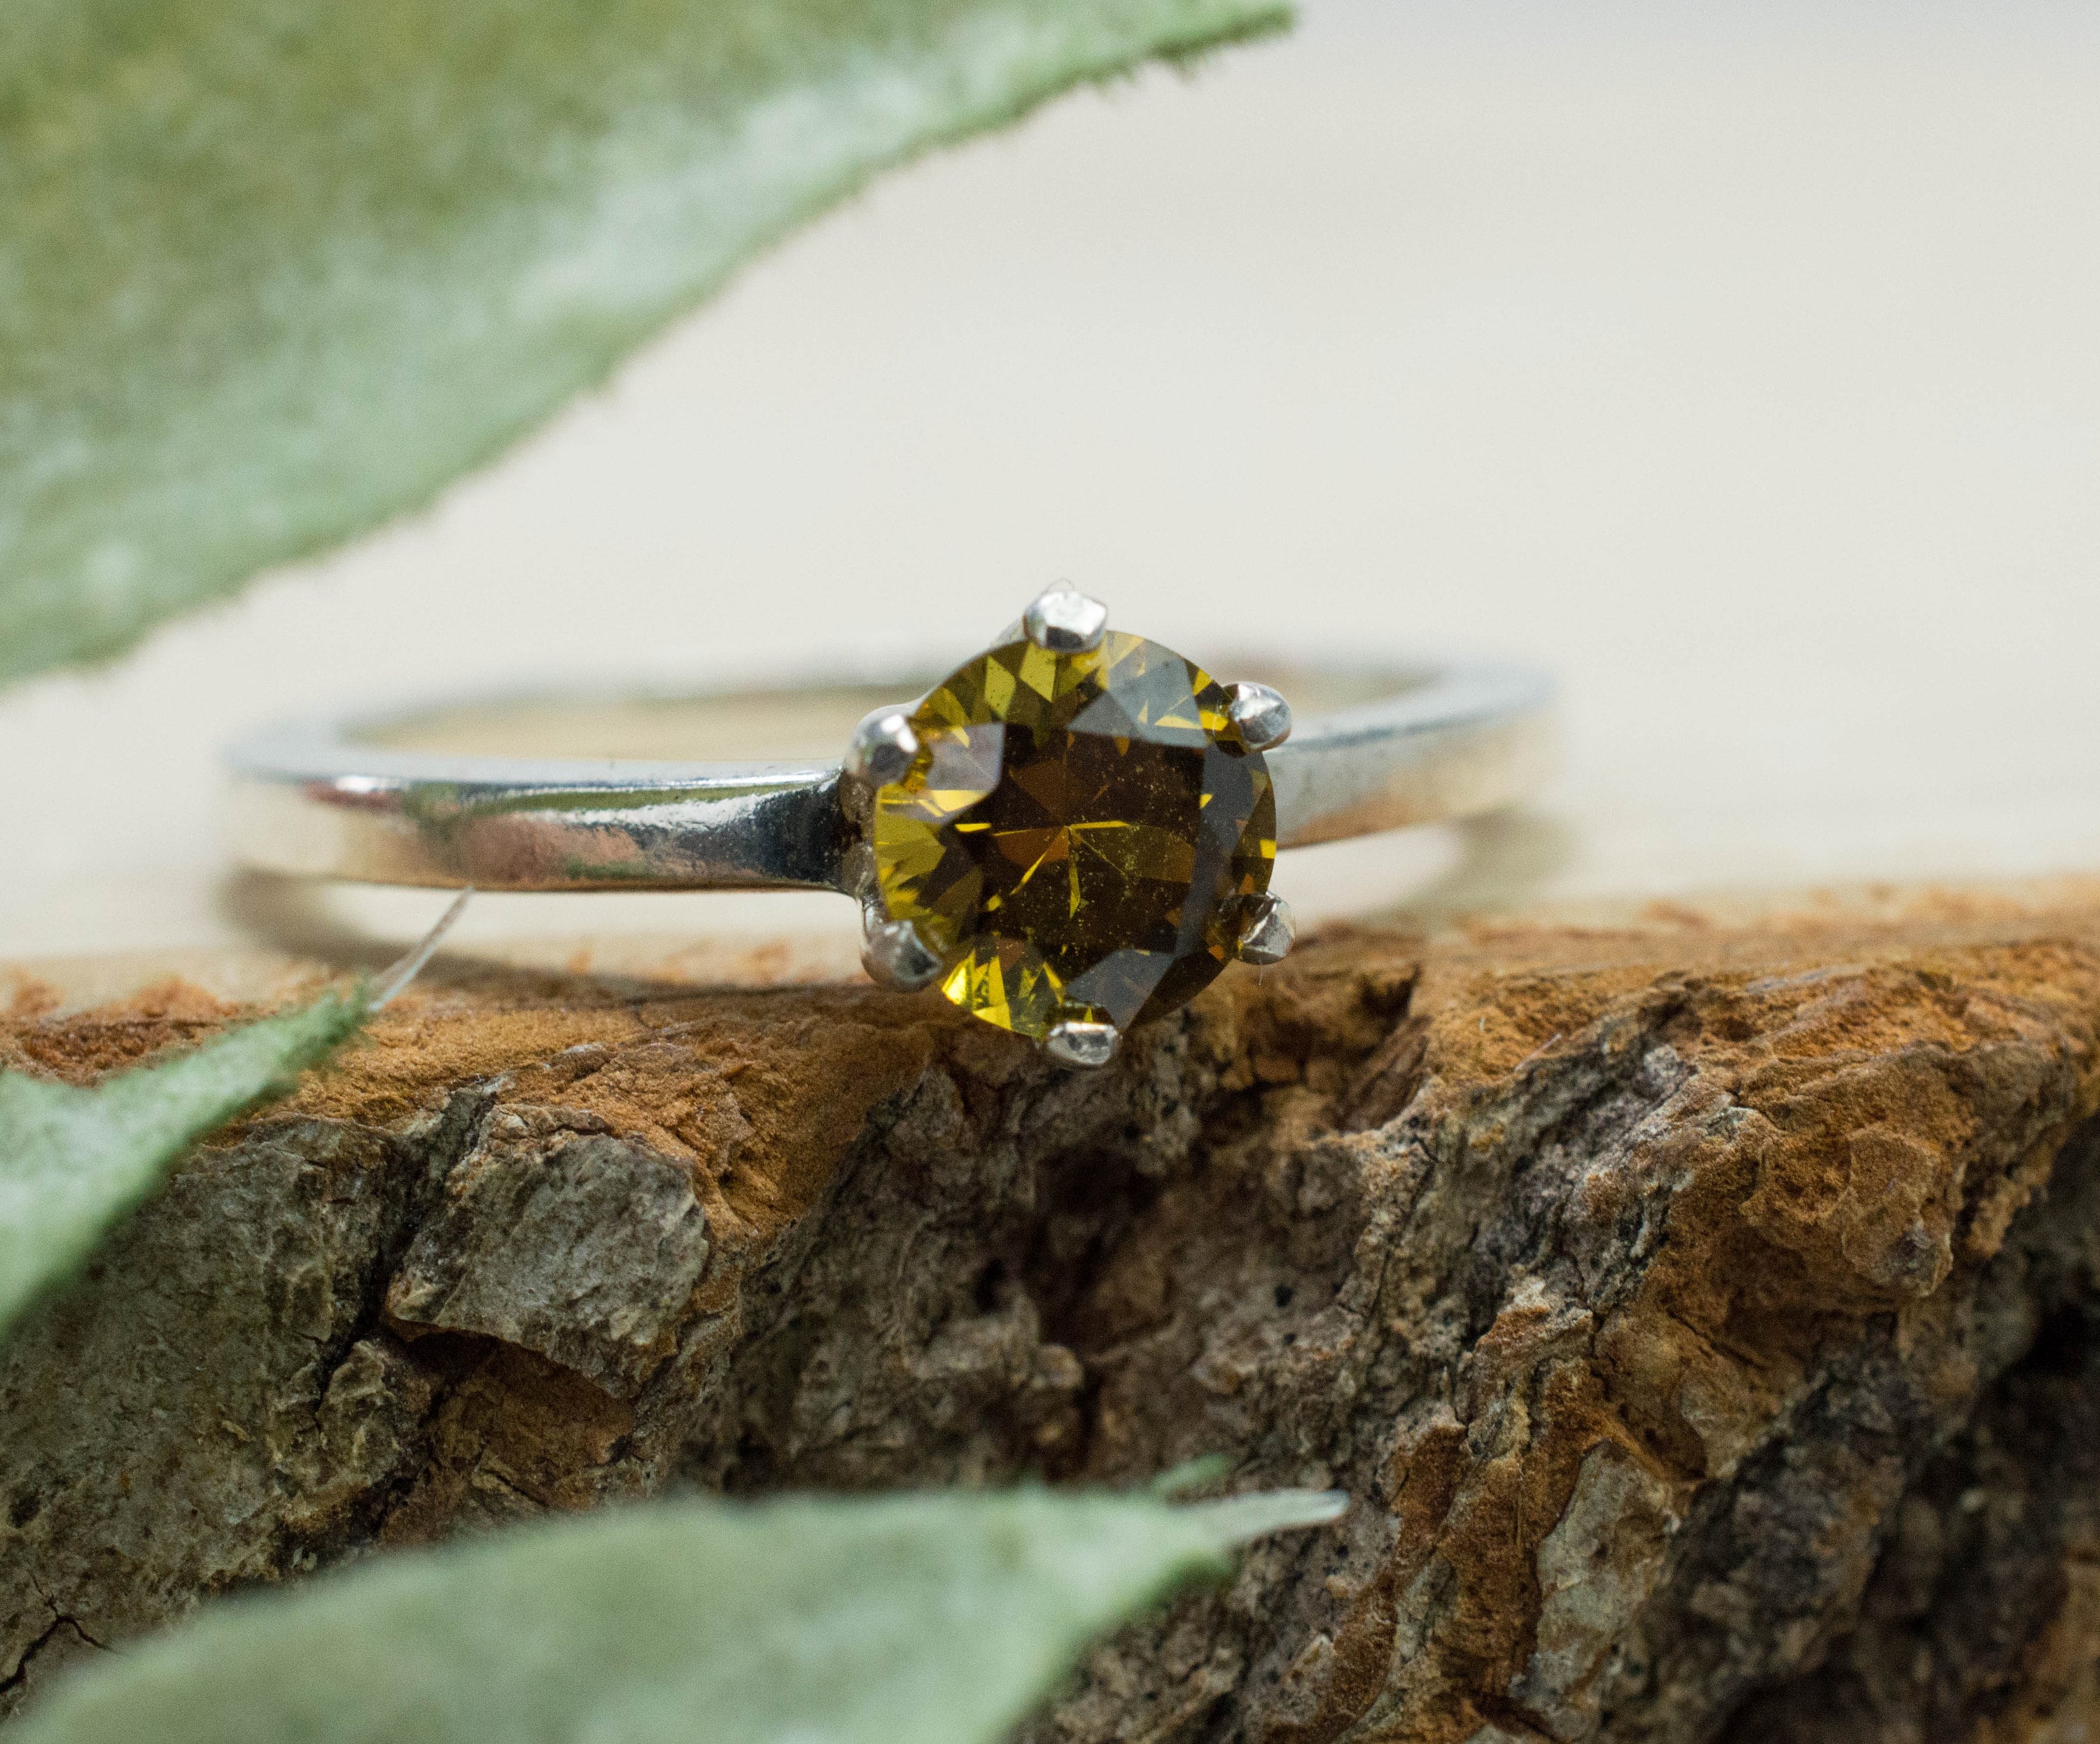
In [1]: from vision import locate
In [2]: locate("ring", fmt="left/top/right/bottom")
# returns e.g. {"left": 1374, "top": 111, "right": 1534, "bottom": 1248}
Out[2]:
{"left": 228, "top": 587, "right": 1555, "bottom": 1065}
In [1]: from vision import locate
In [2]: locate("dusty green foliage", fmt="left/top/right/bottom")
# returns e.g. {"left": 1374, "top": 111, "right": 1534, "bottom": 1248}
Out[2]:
{"left": 0, "top": 0, "right": 1289, "bottom": 685}
{"left": 0, "top": 991, "right": 363, "bottom": 1338}
{"left": 10, "top": 1484, "right": 1345, "bottom": 1743}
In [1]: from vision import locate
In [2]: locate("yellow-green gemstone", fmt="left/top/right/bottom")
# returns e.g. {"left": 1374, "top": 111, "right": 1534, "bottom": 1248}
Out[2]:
{"left": 871, "top": 632, "right": 1278, "bottom": 1039}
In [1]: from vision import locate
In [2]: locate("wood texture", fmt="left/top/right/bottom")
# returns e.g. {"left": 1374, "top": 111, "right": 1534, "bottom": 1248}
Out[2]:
{"left": 6, "top": 900, "right": 2100, "bottom": 1740}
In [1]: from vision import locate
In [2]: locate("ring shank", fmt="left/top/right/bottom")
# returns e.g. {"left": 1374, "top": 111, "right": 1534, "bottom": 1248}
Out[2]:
{"left": 226, "top": 662, "right": 1555, "bottom": 893}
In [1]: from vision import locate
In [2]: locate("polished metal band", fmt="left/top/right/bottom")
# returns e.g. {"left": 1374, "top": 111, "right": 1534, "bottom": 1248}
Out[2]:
{"left": 226, "top": 660, "right": 1555, "bottom": 895}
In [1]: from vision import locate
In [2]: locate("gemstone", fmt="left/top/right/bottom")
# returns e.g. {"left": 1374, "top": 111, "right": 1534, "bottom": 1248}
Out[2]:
{"left": 870, "top": 631, "right": 1277, "bottom": 1039}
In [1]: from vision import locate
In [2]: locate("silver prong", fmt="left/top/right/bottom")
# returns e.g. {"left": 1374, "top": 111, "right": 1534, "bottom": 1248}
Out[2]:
{"left": 1044, "top": 1019, "right": 1122, "bottom": 1069}
{"left": 1226, "top": 682, "right": 1293, "bottom": 751}
{"left": 1234, "top": 893, "right": 1296, "bottom": 965}
{"left": 861, "top": 916, "right": 945, "bottom": 991}
{"left": 1022, "top": 586, "right": 1109, "bottom": 655}
{"left": 845, "top": 706, "right": 920, "bottom": 788}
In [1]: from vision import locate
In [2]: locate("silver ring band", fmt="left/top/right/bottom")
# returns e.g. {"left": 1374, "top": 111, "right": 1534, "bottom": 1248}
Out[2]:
{"left": 227, "top": 660, "right": 1555, "bottom": 895}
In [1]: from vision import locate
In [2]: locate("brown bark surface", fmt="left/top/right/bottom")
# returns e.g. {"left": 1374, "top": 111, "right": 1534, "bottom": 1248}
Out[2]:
{"left": 6, "top": 900, "right": 2100, "bottom": 1741}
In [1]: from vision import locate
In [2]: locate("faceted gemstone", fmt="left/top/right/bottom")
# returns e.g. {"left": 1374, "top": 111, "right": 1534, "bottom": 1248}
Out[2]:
{"left": 870, "top": 631, "right": 1277, "bottom": 1039}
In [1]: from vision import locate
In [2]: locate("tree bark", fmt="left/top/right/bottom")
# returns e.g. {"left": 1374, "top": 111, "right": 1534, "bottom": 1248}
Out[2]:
{"left": 6, "top": 903, "right": 2100, "bottom": 1741}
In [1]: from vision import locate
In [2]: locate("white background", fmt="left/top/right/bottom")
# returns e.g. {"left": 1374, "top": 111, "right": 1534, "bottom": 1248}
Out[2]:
{"left": 6, "top": 0, "right": 2099, "bottom": 975}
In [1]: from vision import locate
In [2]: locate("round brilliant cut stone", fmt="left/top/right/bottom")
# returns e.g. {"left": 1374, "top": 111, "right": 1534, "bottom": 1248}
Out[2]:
{"left": 869, "top": 632, "right": 1277, "bottom": 1039}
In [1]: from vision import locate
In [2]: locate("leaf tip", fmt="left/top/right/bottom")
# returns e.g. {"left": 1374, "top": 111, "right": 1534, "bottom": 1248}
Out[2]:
{"left": 1191, "top": 1486, "right": 1350, "bottom": 1550}
{"left": 368, "top": 888, "right": 475, "bottom": 1012}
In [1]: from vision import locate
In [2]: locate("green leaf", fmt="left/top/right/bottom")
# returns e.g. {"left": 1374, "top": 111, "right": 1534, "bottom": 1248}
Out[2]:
{"left": 10, "top": 1485, "right": 1344, "bottom": 1744}
{"left": 0, "top": 0, "right": 1288, "bottom": 686}
{"left": 0, "top": 991, "right": 363, "bottom": 1339}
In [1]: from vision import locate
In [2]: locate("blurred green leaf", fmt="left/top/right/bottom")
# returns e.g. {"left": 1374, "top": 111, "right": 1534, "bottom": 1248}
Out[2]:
{"left": 10, "top": 1484, "right": 1344, "bottom": 1743}
{"left": 0, "top": 990, "right": 361, "bottom": 1338}
{"left": 0, "top": 0, "right": 1288, "bottom": 686}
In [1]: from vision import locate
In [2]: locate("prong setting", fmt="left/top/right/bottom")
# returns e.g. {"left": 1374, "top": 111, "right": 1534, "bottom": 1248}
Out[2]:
{"left": 863, "top": 594, "right": 1280, "bottom": 1048}
{"left": 1226, "top": 681, "right": 1293, "bottom": 752}
{"left": 1233, "top": 892, "right": 1296, "bottom": 966}
{"left": 1043, "top": 1019, "right": 1122, "bottom": 1069}
{"left": 845, "top": 707, "right": 920, "bottom": 788}
{"left": 1022, "top": 587, "right": 1109, "bottom": 655}
{"left": 860, "top": 915, "right": 945, "bottom": 991}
